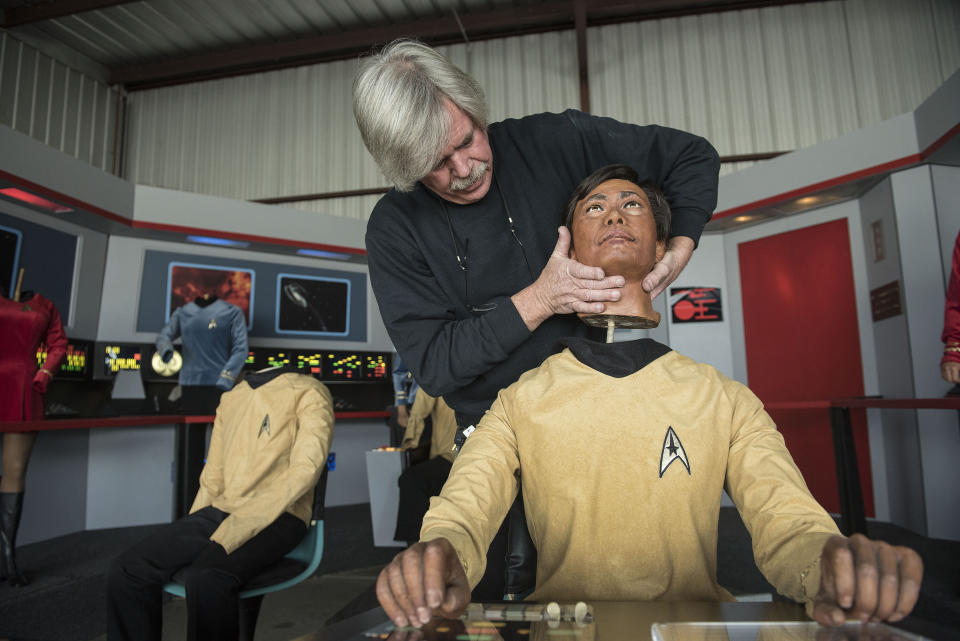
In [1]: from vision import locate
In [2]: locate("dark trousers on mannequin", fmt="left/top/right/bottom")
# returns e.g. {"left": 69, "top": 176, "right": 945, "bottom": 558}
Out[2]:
{"left": 394, "top": 456, "right": 452, "bottom": 543}
{"left": 106, "top": 507, "right": 305, "bottom": 641}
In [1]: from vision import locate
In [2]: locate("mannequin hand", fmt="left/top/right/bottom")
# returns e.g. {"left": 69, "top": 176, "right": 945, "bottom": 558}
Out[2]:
{"left": 642, "top": 236, "right": 695, "bottom": 300}
{"left": 812, "top": 533, "right": 922, "bottom": 626}
{"left": 377, "top": 538, "right": 470, "bottom": 627}
{"left": 32, "top": 369, "right": 51, "bottom": 394}
{"left": 941, "top": 361, "right": 960, "bottom": 384}
{"left": 512, "top": 227, "right": 625, "bottom": 331}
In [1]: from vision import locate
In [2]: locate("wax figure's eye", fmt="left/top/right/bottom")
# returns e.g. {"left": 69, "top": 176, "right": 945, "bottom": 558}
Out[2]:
{"left": 624, "top": 200, "right": 641, "bottom": 209}
{"left": 585, "top": 203, "right": 604, "bottom": 213}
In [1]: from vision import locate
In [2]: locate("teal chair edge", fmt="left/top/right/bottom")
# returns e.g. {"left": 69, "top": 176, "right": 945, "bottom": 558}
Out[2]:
{"left": 162, "top": 519, "right": 324, "bottom": 599}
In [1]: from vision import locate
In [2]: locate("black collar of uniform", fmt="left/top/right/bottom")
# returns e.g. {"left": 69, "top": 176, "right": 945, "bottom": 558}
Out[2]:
{"left": 558, "top": 336, "right": 672, "bottom": 378}
{"left": 245, "top": 365, "right": 300, "bottom": 388}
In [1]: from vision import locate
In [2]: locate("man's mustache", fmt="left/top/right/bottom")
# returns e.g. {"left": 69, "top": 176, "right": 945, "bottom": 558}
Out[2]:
{"left": 450, "top": 162, "right": 489, "bottom": 191}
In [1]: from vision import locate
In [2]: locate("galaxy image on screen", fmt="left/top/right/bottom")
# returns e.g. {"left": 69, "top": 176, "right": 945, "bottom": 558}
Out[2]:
{"left": 169, "top": 264, "right": 253, "bottom": 325}
{"left": 277, "top": 275, "right": 348, "bottom": 334}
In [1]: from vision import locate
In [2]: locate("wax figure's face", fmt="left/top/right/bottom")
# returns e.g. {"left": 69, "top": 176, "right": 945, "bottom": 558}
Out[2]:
{"left": 420, "top": 99, "right": 493, "bottom": 205}
{"left": 569, "top": 179, "right": 666, "bottom": 279}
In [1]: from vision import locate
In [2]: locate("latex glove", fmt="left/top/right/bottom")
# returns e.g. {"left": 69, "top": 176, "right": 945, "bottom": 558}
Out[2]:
{"left": 812, "top": 533, "right": 922, "bottom": 626}
{"left": 941, "top": 361, "right": 960, "bottom": 384}
{"left": 376, "top": 538, "right": 470, "bottom": 628}
{"left": 512, "top": 227, "right": 625, "bottom": 331}
{"left": 642, "top": 236, "right": 695, "bottom": 300}
{"left": 32, "top": 369, "right": 51, "bottom": 394}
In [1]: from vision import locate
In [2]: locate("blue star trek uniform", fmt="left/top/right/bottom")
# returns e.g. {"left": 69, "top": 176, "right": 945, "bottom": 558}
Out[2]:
{"left": 157, "top": 299, "right": 248, "bottom": 390}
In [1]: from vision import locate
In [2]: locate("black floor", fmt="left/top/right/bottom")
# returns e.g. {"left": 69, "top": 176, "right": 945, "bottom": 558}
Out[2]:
{"left": 0, "top": 506, "right": 958, "bottom": 641}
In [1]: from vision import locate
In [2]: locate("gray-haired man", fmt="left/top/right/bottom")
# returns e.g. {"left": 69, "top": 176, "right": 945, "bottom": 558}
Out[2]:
{"left": 354, "top": 39, "right": 720, "bottom": 598}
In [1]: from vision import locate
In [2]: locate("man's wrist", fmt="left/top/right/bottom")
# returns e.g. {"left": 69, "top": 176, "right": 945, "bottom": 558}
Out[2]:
{"left": 666, "top": 235, "right": 695, "bottom": 253}
{"left": 511, "top": 284, "right": 551, "bottom": 332}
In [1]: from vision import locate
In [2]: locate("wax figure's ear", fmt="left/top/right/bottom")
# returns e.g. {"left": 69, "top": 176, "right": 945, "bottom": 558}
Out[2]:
{"left": 655, "top": 239, "right": 667, "bottom": 264}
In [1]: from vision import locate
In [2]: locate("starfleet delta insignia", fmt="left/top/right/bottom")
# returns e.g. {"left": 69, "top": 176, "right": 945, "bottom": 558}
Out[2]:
{"left": 208, "top": 317, "right": 217, "bottom": 329}
{"left": 659, "top": 426, "right": 690, "bottom": 478}
{"left": 258, "top": 414, "right": 270, "bottom": 438}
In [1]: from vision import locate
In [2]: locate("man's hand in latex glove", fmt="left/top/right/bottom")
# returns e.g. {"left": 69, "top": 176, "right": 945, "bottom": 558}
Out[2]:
{"left": 812, "top": 533, "right": 922, "bottom": 626}
{"left": 376, "top": 538, "right": 470, "bottom": 628}
{"left": 512, "top": 227, "right": 625, "bottom": 331}
{"left": 32, "top": 368, "right": 52, "bottom": 394}
{"left": 642, "top": 236, "right": 695, "bottom": 300}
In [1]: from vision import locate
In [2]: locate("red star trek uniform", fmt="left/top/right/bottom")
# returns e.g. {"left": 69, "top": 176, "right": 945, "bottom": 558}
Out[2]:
{"left": 0, "top": 293, "right": 66, "bottom": 421}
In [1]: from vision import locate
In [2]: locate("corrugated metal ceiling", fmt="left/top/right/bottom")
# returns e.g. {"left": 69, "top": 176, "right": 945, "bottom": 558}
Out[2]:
{"left": 0, "top": 0, "right": 814, "bottom": 88}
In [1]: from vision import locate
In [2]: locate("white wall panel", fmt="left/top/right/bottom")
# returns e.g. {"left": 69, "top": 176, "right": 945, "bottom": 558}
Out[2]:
{"left": 845, "top": 0, "right": 953, "bottom": 126}
{"left": 590, "top": 0, "right": 948, "bottom": 160}
{"left": 0, "top": 31, "right": 119, "bottom": 174}
{"left": 124, "top": 31, "right": 579, "bottom": 221}
{"left": 125, "top": 56, "right": 385, "bottom": 217}
{"left": 123, "top": 1, "right": 960, "bottom": 221}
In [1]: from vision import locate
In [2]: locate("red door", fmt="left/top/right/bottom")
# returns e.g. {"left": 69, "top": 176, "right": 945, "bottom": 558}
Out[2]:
{"left": 739, "top": 218, "right": 874, "bottom": 516}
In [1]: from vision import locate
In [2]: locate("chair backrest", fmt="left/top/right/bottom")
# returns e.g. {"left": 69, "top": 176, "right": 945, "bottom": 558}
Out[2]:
{"left": 312, "top": 465, "right": 329, "bottom": 521}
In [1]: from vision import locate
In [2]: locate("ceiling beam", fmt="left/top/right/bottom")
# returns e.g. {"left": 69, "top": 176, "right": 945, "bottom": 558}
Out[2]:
{"left": 1, "top": 0, "right": 139, "bottom": 28}
{"left": 113, "top": 0, "right": 817, "bottom": 90}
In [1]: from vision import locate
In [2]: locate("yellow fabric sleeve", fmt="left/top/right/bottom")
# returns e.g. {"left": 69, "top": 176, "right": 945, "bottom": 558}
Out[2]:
{"left": 190, "top": 404, "right": 227, "bottom": 514}
{"left": 401, "top": 390, "right": 436, "bottom": 449}
{"left": 722, "top": 378, "right": 840, "bottom": 605}
{"left": 420, "top": 394, "right": 520, "bottom": 587}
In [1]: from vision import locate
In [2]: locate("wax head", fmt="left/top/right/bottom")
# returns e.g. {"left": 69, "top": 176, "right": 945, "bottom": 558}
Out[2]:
{"left": 564, "top": 165, "right": 672, "bottom": 328}
{"left": 567, "top": 178, "right": 667, "bottom": 280}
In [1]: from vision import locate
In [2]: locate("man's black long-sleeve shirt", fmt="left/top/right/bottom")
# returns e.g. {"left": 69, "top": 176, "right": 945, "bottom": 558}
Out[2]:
{"left": 365, "top": 110, "right": 719, "bottom": 416}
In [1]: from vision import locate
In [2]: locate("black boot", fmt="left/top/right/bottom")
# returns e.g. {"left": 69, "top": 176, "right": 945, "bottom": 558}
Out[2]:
{"left": 0, "top": 492, "right": 28, "bottom": 587}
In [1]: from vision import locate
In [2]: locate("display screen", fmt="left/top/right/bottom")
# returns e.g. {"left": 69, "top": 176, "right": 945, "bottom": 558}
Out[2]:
{"left": 167, "top": 262, "right": 254, "bottom": 329}
{"left": 104, "top": 344, "right": 142, "bottom": 375}
{"left": 294, "top": 351, "right": 324, "bottom": 376}
{"left": 324, "top": 351, "right": 363, "bottom": 381}
{"left": 275, "top": 273, "right": 350, "bottom": 336}
{"left": 36, "top": 339, "right": 92, "bottom": 379}
{"left": 364, "top": 353, "right": 389, "bottom": 380}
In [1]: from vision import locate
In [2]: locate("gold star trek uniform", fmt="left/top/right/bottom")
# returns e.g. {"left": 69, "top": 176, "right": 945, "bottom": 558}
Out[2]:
{"left": 190, "top": 370, "right": 335, "bottom": 554}
{"left": 421, "top": 338, "right": 840, "bottom": 607}
{"left": 402, "top": 391, "right": 458, "bottom": 463}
